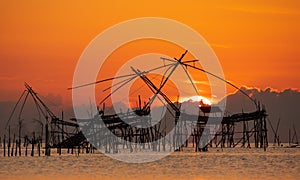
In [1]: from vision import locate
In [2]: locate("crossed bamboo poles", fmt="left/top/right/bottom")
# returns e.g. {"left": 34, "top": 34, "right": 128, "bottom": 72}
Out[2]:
{"left": 69, "top": 50, "right": 257, "bottom": 115}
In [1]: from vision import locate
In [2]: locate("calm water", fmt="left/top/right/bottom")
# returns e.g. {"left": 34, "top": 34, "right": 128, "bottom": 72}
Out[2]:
{"left": 0, "top": 147, "right": 299, "bottom": 180}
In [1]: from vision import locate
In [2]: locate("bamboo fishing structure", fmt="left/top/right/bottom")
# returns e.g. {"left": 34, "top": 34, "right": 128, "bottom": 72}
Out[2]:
{"left": 3, "top": 50, "right": 271, "bottom": 156}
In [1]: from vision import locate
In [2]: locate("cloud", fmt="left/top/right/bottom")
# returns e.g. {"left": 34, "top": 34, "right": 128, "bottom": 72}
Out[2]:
{"left": 41, "top": 93, "right": 63, "bottom": 107}
{"left": 0, "top": 94, "right": 72, "bottom": 137}
{"left": 184, "top": 79, "right": 210, "bottom": 85}
{"left": 220, "top": 86, "right": 300, "bottom": 143}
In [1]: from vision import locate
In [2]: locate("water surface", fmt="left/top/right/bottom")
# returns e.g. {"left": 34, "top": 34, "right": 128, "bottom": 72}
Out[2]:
{"left": 0, "top": 147, "right": 299, "bottom": 180}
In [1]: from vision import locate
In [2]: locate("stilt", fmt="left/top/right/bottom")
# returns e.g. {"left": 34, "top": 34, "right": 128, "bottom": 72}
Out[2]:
{"left": 45, "top": 124, "right": 50, "bottom": 156}
{"left": 38, "top": 137, "right": 41, "bottom": 156}
{"left": 3, "top": 135, "right": 6, "bottom": 157}
{"left": 18, "top": 120, "right": 22, "bottom": 156}
{"left": 11, "top": 134, "right": 15, "bottom": 156}
{"left": 25, "top": 137, "right": 28, "bottom": 156}
{"left": 8, "top": 126, "right": 11, "bottom": 157}
{"left": 31, "top": 134, "right": 35, "bottom": 157}
{"left": 15, "top": 139, "right": 18, "bottom": 156}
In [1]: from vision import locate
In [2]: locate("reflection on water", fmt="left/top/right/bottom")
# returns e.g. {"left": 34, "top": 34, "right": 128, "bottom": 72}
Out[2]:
{"left": 0, "top": 147, "right": 299, "bottom": 180}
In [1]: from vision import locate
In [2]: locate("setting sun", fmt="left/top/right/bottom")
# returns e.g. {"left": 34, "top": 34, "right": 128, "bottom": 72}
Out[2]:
{"left": 179, "top": 95, "right": 212, "bottom": 105}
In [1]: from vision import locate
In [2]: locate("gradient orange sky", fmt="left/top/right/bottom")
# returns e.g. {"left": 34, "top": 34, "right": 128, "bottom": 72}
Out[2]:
{"left": 0, "top": 1, "right": 299, "bottom": 107}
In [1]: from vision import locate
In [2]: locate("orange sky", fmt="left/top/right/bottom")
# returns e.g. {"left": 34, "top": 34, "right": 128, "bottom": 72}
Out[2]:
{"left": 0, "top": 0, "right": 299, "bottom": 107}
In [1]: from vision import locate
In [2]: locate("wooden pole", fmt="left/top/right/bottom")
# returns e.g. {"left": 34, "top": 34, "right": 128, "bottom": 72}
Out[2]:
{"left": 242, "top": 121, "right": 246, "bottom": 148}
{"left": 195, "top": 129, "right": 198, "bottom": 152}
{"left": 18, "top": 120, "right": 22, "bottom": 156}
{"left": 15, "top": 139, "right": 18, "bottom": 156}
{"left": 38, "top": 136, "right": 41, "bottom": 156}
{"left": 11, "top": 134, "right": 15, "bottom": 156}
{"left": 45, "top": 124, "right": 50, "bottom": 156}
{"left": 61, "top": 111, "right": 64, "bottom": 141}
{"left": 31, "top": 132, "right": 35, "bottom": 156}
{"left": 263, "top": 115, "right": 268, "bottom": 151}
{"left": 18, "top": 138, "right": 21, "bottom": 156}
{"left": 8, "top": 126, "right": 11, "bottom": 157}
{"left": 25, "top": 136, "right": 28, "bottom": 156}
{"left": 246, "top": 122, "right": 250, "bottom": 148}
{"left": 57, "top": 134, "right": 61, "bottom": 156}
{"left": 3, "top": 135, "right": 6, "bottom": 157}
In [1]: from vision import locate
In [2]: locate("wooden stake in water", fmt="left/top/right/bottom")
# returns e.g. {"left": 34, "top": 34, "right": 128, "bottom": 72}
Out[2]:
{"left": 31, "top": 132, "right": 35, "bottom": 156}
{"left": 25, "top": 136, "right": 28, "bottom": 156}
{"left": 8, "top": 126, "right": 11, "bottom": 157}
{"left": 38, "top": 136, "right": 41, "bottom": 157}
{"left": 45, "top": 124, "right": 50, "bottom": 156}
{"left": 18, "top": 121, "right": 22, "bottom": 156}
{"left": 15, "top": 140, "right": 19, "bottom": 156}
{"left": 11, "top": 134, "right": 15, "bottom": 156}
{"left": 3, "top": 135, "right": 6, "bottom": 157}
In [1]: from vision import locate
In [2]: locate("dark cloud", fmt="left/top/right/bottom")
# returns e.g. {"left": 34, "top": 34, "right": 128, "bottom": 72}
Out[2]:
{"left": 220, "top": 87, "right": 300, "bottom": 143}
{"left": 0, "top": 93, "right": 72, "bottom": 138}
{"left": 1, "top": 86, "right": 299, "bottom": 144}
{"left": 41, "top": 93, "right": 63, "bottom": 107}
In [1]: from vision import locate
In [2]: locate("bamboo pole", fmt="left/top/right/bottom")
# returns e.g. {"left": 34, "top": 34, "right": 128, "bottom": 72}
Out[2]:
{"left": 25, "top": 136, "right": 28, "bottom": 156}
{"left": 37, "top": 136, "right": 40, "bottom": 156}
{"left": 8, "top": 126, "right": 11, "bottom": 157}
{"left": 45, "top": 124, "right": 50, "bottom": 156}
{"left": 15, "top": 139, "right": 18, "bottom": 156}
{"left": 11, "top": 134, "right": 15, "bottom": 156}
{"left": 18, "top": 138, "right": 21, "bottom": 156}
{"left": 18, "top": 120, "right": 22, "bottom": 156}
{"left": 3, "top": 135, "right": 6, "bottom": 157}
{"left": 31, "top": 132, "right": 35, "bottom": 156}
